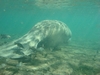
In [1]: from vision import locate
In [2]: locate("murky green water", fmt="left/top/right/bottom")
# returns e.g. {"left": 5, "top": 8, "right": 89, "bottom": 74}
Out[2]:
{"left": 0, "top": 0, "right": 100, "bottom": 75}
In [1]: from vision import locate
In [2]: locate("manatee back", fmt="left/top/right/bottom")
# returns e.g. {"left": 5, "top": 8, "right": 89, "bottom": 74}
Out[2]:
{"left": 32, "top": 20, "right": 72, "bottom": 49}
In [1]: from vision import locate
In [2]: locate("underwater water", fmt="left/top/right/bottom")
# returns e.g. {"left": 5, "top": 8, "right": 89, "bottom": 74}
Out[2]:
{"left": 0, "top": 0, "right": 100, "bottom": 75}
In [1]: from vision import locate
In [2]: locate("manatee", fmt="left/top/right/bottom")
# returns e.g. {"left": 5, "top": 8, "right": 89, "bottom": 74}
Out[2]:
{"left": 0, "top": 20, "right": 72, "bottom": 58}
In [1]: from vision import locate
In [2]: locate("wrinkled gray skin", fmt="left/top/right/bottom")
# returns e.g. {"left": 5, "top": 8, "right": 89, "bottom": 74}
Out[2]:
{"left": 0, "top": 20, "right": 72, "bottom": 58}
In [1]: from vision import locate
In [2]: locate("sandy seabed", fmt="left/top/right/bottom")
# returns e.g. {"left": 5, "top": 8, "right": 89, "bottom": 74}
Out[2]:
{"left": 0, "top": 39, "right": 100, "bottom": 75}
